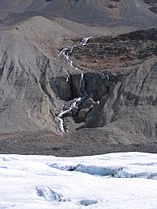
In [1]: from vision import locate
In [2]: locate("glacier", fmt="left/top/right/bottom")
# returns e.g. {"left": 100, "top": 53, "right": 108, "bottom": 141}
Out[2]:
{"left": 0, "top": 152, "right": 157, "bottom": 209}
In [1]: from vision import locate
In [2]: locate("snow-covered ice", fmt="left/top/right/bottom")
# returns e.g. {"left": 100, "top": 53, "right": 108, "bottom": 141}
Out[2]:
{"left": 1, "top": 152, "right": 157, "bottom": 209}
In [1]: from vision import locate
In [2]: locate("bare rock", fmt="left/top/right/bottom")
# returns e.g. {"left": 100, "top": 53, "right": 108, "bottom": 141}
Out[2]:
{"left": 78, "top": 108, "right": 90, "bottom": 123}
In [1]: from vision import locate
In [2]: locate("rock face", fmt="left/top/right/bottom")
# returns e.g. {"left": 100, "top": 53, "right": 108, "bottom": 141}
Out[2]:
{"left": 144, "top": 0, "right": 157, "bottom": 14}
{"left": 49, "top": 28, "right": 157, "bottom": 146}
{"left": 51, "top": 57, "right": 157, "bottom": 144}
{"left": 0, "top": 32, "right": 56, "bottom": 133}
{"left": 0, "top": 16, "right": 78, "bottom": 134}
{"left": 0, "top": 12, "right": 157, "bottom": 155}
{"left": 51, "top": 72, "right": 123, "bottom": 130}
{"left": 51, "top": 73, "right": 123, "bottom": 101}
{"left": 84, "top": 58, "right": 157, "bottom": 139}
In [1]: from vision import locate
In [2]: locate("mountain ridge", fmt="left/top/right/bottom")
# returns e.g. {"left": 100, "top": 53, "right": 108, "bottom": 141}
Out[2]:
{"left": 1, "top": 0, "right": 157, "bottom": 28}
{"left": 0, "top": 1, "right": 157, "bottom": 156}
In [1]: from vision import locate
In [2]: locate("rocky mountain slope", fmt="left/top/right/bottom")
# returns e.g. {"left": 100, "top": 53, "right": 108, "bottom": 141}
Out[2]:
{"left": 1, "top": 0, "right": 157, "bottom": 28}
{"left": 143, "top": 0, "right": 157, "bottom": 14}
{"left": 0, "top": 0, "right": 157, "bottom": 155}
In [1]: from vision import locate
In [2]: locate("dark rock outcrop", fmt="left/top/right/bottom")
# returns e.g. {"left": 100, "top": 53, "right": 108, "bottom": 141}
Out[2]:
{"left": 50, "top": 72, "right": 123, "bottom": 101}
{"left": 83, "top": 57, "right": 157, "bottom": 142}
{"left": 144, "top": 0, "right": 157, "bottom": 14}
{"left": 49, "top": 55, "right": 157, "bottom": 145}
{"left": 71, "top": 27, "right": 157, "bottom": 70}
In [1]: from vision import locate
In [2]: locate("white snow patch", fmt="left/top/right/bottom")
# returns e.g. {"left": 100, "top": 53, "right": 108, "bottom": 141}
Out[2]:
{"left": 80, "top": 36, "right": 93, "bottom": 46}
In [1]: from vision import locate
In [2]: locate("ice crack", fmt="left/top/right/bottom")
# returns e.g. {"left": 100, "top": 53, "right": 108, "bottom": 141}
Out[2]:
{"left": 36, "top": 186, "right": 66, "bottom": 202}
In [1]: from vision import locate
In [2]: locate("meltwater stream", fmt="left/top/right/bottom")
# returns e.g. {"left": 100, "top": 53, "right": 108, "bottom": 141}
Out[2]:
{"left": 57, "top": 98, "right": 81, "bottom": 133}
{"left": 59, "top": 36, "right": 92, "bottom": 71}
{"left": 57, "top": 36, "right": 92, "bottom": 132}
